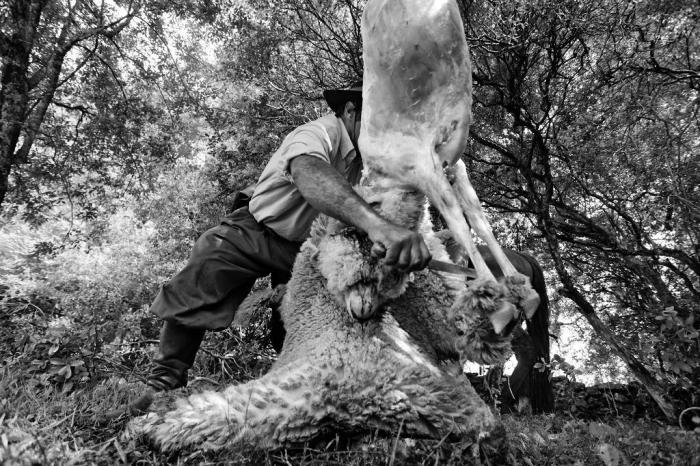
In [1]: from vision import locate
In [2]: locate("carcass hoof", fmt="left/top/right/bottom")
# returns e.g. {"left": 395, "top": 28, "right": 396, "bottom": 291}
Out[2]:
{"left": 502, "top": 273, "right": 540, "bottom": 319}
{"left": 454, "top": 278, "right": 519, "bottom": 335}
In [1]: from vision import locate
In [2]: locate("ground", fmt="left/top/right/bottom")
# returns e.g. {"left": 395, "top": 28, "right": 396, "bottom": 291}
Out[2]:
{"left": 0, "top": 303, "right": 698, "bottom": 465}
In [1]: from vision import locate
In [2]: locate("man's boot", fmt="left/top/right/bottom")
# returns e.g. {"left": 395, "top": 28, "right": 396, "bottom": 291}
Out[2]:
{"left": 97, "top": 321, "right": 204, "bottom": 424}
{"left": 147, "top": 321, "right": 205, "bottom": 391}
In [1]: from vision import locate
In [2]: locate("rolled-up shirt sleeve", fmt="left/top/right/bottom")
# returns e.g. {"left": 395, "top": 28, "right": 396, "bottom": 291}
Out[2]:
{"left": 250, "top": 115, "right": 349, "bottom": 242}
{"left": 278, "top": 124, "right": 336, "bottom": 182}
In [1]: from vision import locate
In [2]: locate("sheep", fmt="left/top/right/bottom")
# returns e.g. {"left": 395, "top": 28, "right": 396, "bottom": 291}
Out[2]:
{"left": 125, "top": 180, "right": 517, "bottom": 453}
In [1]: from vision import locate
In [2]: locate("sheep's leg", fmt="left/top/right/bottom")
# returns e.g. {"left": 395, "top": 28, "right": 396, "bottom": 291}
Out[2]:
{"left": 125, "top": 364, "right": 327, "bottom": 452}
{"left": 310, "top": 357, "right": 502, "bottom": 443}
{"left": 413, "top": 157, "right": 495, "bottom": 282}
{"left": 411, "top": 156, "right": 519, "bottom": 333}
{"left": 126, "top": 358, "right": 501, "bottom": 451}
{"left": 448, "top": 160, "right": 517, "bottom": 276}
{"left": 449, "top": 160, "right": 540, "bottom": 318}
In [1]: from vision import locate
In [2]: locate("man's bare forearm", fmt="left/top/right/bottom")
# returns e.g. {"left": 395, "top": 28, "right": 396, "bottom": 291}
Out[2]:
{"left": 290, "top": 155, "right": 384, "bottom": 235}
{"left": 290, "top": 155, "right": 431, "bottom": 270}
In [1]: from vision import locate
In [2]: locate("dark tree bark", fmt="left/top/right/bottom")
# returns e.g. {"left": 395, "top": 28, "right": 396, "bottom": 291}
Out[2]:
{"left": 543, "top": 221, "right": 677, "bottom": 420}
{"left": 0, "top": 0, "right": 48, "bottom": 207}
{"left": 460, "top": 0, "right": 698, "bottom": 420}
{"left": 0, "top": 0, "right": 138, "bottom": 210}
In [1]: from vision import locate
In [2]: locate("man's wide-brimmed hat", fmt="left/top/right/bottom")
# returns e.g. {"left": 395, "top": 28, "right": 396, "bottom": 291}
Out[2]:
{"left": 323, "top": 81, "right": 363, "bottom": 111}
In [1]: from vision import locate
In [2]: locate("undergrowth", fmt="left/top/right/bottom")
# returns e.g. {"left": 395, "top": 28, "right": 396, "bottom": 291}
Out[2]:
{"left": 1, "top": 188, "right": 698, "bottom": 465}
{"left": 1, "top": 367, "right": 698, "bottom": 465}
{"left": 1, "top": 298, "right": 698, "bottom": 465}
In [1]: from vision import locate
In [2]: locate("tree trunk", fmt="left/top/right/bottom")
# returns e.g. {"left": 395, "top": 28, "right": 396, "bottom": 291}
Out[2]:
{"left": 544, "top": 228, "right": 677, "bottom": 421}
{"left": 0, "top": 0, "right": 47, "bottom": 209}
{"left": 14, "top": 48, "right": 69, "bottom": 165}
{"left": 0, "top": 58, "right": 27, "bottom": 207}
{"left": 577, "top": 305, "right": 677, "bottom": 420}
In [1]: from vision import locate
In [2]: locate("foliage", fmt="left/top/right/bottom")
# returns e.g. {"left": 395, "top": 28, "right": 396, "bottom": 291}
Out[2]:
{"left": 203, "top": 84, "right": 297, "bottom": 200}
{"left": 201, "top": 0, "right": 699, "bottom": 410}
{"left": 457, "top": 0, "right": 700, "bottom": 405}
{"left": 135, "top": 160, "right": 228, "bottom": 262}
{"left": 0, "top": 0, "right": 141, "bottom": 206}
{"left": 2, "top": 1, "right": 233, "bottom": 223}
{"left": 211, "top": 0, "right": 365, "bottom": 99}
{"left": 0, "top": 0, "right": 698, "bottom": 459}
{"left": 501, "top": 415, "right": 700, "bottom": 466}
{"left": 0, "top": 158, "right": 227, "bottom": 398}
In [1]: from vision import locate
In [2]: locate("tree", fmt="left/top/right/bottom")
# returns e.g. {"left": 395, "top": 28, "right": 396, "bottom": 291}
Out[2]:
{"left": 199, "top": 0, "right": 366, "bottom": 199}
{"left": 460, "top": 0, "right": 699, "bottom": 418}
{"left": 0, "top": 0, "right": 139, "bottom": 209}
{"left": 4, "top": 0, "right": 696, "bottom": 420}
{"left": 222, "top": 0, "right": 699, "bottom": 418}
{"left": 211, "top": 0, "right": 363, "bottom": 104}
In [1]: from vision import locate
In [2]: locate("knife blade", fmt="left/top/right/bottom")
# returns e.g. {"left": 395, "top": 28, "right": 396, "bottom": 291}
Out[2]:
{"left": 427, "top": 259, "right": 477, "bottom": 278}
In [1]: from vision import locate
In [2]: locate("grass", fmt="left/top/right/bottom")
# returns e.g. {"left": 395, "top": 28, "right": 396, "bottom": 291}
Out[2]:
{"left": 1, "top": 341, "right": 699, "bottom": 465}
{"left": 0, "top": 284, "right": 698, "bottom": 465}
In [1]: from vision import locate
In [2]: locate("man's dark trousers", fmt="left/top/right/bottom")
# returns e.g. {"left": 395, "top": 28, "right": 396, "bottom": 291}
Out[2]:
{"left": 148, "top": 205, "right": 302, "bottom": 388}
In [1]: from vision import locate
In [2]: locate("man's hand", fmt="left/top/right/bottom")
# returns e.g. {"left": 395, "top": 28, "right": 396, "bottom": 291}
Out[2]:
{"left": 368, "top": 221, "right": 431, "bottom": 271}
{"left": 290, "top": 155, "right": 431, "bottom": 271}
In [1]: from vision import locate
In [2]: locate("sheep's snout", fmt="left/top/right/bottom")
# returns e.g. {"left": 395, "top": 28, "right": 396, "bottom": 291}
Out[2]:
{"left": 344, "top": 282, "right": 380, "bottom": 321}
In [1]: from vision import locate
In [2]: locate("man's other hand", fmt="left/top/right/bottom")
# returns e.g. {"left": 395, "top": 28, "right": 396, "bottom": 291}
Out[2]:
{"left": 369, "top": 222, "right": 431, "bottom": 271}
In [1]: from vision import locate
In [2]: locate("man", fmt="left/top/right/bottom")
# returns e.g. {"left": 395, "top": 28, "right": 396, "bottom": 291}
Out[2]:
{"left": 145, "top": 82, "right": 432, "bottom": 391}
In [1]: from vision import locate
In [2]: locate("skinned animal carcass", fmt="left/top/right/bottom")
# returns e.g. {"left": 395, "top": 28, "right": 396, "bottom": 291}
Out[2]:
{"left": 354, "top": 0, "right": 540, "bottom": 329}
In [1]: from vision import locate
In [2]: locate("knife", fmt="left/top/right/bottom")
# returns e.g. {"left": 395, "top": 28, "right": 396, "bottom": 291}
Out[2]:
{"left": 427, "top": 259, "right": 477, "bottom": 278}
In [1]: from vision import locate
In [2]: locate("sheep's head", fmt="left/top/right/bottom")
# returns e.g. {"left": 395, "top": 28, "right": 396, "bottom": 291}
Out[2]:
{"left": 316, "top": 186, "right": 427, "bottom": 321}
{"left": 317, "top": 227, "right": 407, "bottom": 320}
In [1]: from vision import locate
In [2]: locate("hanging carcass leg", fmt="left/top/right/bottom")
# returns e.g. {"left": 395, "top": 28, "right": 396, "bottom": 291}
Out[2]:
{"left": 359, "top": 0, "right": 540, "bottom": 333}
